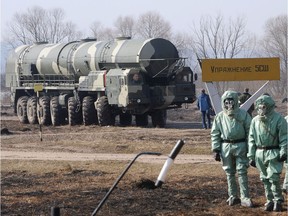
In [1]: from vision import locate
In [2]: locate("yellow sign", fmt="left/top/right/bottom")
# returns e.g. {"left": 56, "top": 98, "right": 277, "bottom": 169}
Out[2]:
{"left": 202, "top": 57, "right": 280, "bottom": 81}
{"left": 34, "top": 83, "right": 43, "bottom": 92}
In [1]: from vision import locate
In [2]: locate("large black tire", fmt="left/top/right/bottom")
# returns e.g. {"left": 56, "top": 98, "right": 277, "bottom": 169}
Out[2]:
{"left": 50, "top": 96, "right": 62, "bottom": 126}
{"left": 151, "top": 110, "right": 167, "bottom": 128}
{"left": 37, "top": 96, "right": 51, "bottom": 125}
{"left": 135, "top": 113, "right": 148, "bottom": 127}
{"left": 82, "top": 96, "right": 97, "bottom": 126}
{"left": 68, "top": 97, "right": 82, "bottom": 126}
{"left": 95, "top": 96, "right": 115, "bottom": 126}
{"left": 27, "top": 96, "right": 38, "bottom": 124}
{"left": 119, "top": 113, "right": 132, "bottom": 126}
{"left": 16, "top": 96, "right": 29, "bottom": 124}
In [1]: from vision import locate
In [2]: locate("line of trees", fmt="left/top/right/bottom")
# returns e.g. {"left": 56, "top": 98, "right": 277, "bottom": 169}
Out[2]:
{"left": 2, "top": 6, "right": 287, "bottom": 97}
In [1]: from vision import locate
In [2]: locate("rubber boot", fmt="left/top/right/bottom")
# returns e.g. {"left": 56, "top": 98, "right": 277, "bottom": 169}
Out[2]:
{"left": 273, "top": 201, "right": 282, "bottom": 212}
{"left": 226, "top": 196, "right": 241, "bottom": 206}
{"left": 238, "top": 172, "right": 252, "bottom": 207}
{"left": 241, "top": 197, "right": 253, "bottom": 207}
{"left": 264, "top": 201, "right": 274, "bottom": 211}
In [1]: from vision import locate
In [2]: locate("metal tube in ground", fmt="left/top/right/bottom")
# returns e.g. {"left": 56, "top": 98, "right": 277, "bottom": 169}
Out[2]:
{"left": 91, "top": 152, "right": 161, "bottom": 216}
{"left": 155, "top": 139, "right": 185, "bottom": 187}
{"left": 51, "top": 207, "right": 60, "bottom": 216}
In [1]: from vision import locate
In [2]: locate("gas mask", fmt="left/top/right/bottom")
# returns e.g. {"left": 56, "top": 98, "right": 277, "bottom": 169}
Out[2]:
{"left": 257, "top": 104, "right": 267, "bottom": 121}
{"left": 257, "top": 104, "right": 267, "bottom": 116}
{"left": 224, "top": 98, "right": 235, "bottom": 116}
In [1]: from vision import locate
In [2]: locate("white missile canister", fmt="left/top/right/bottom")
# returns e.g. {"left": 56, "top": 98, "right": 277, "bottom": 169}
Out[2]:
{"left": 155, "top": 139, "right": 185, "bottom": 187}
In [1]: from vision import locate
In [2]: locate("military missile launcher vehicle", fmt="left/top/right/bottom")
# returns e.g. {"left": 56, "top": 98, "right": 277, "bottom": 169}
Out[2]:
{"left": 5, "top": 37, "right": 196, "bottom": 127}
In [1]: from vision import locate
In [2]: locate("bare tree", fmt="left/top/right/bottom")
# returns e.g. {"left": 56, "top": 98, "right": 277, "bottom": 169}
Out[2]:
{"left": 114, "top": 16, "right": 135, "bottom": 38}
{"left": 46, "top": 8, "right": 66, "bottom": 42}
{"left": 64, "top": 22, "right": 83, "bottom": 42}
{"left": 99, "top": 28, "right": 116, "bottom": 41}
{"left": 191, "top": 14, "right": 252, "bottom": 59}
{"left": 136, "top": 11, "right": 171, "bottom": 39}
{"left": 89, "top": 21, "right": 104, "bottom": 40}
{"left": 260, "top": 15, "right": 287, "bottom": 97}
{"left": 4, "top": 6, "right": 82, "bottom": 47}
{"left": 171, "top": 32, "right": 190, "bottom": 52}
{"left": 191, "top": 14, "right": 256, "bottom": 93}
{"left": 89, "top": 21, "right": 116, "bottom": 41}
{"left": 170, "top": 32, "right": 195, "bottom": 67}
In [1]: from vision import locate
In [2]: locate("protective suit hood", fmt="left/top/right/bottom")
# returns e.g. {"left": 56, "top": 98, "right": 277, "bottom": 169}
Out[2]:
{"left": 221, "top": 90, "right": 239, "bottom": 115}
{"left": 255, "top": 95, "right": 275, "bottom": 116}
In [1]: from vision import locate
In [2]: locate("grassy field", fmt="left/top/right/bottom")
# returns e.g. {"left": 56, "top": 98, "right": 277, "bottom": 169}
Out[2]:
{"left": 1, "top": 99, "right": 287, "bottom": 215}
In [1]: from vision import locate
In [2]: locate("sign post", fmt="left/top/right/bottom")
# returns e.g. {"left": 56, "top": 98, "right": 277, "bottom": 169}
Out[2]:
{"left": 34, "top": 83, "right": 44, "bottom": 141}
{"left": 201, "top": 57, "right": 280, "bottom": 114}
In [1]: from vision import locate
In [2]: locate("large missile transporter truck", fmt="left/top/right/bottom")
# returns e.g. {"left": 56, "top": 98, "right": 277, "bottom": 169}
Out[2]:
{"left": 5, "top": 37, "right": 196, "bottom": 127}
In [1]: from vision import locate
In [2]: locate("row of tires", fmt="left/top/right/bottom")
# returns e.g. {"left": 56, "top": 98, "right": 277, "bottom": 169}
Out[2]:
{"left": 16, "top": 95, "right": 167, "bottom": 127}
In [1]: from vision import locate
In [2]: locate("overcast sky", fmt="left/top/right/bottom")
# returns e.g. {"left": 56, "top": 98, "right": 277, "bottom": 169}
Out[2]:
{"left": 1, "top": 0, "right": 287, "bottom": 41}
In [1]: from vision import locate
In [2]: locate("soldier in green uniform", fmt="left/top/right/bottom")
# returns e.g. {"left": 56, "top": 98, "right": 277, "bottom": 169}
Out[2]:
{"left": 211, "top": 90, "right": 253, "bottom": 207}
{"left": 239, "top": 88, "right": 254, "bottom": 116}
{"left": 247, "top": 95, "right": 287, "bottom": 212}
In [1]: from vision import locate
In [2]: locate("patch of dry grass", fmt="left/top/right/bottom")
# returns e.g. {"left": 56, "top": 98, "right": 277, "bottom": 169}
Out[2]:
{"left": 2, "top": 159, "right": 287, "bottom": 215}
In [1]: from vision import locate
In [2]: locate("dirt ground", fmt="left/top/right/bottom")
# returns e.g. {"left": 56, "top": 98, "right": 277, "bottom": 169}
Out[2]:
{"left": 1, "top": 98, "right": 288, "bottom": 216}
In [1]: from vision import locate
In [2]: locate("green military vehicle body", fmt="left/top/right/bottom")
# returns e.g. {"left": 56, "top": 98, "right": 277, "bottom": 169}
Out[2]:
{"left": 5, "top": 37, "right": 196, "bottom": 127}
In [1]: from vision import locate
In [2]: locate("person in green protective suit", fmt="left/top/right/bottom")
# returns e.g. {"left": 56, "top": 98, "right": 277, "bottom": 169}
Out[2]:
{"left": 211, "top": 90, "right": 253, "bottom": 207}
{"left": 283, "top": 115, "right": 288, "bottom": 194}
{"left": 247, "top": 95, "right": 287, "bottom": 212}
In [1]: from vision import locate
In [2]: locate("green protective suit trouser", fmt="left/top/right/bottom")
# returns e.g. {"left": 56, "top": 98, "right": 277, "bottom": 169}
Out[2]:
{"left": 221, "top": 142, "right": 250, "bottom": 199}
{"left": 283, "top": 162, "right": 288, "bottom": 190}
{"left": 255, "top": 149, "right": 284, "bottom": 202}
